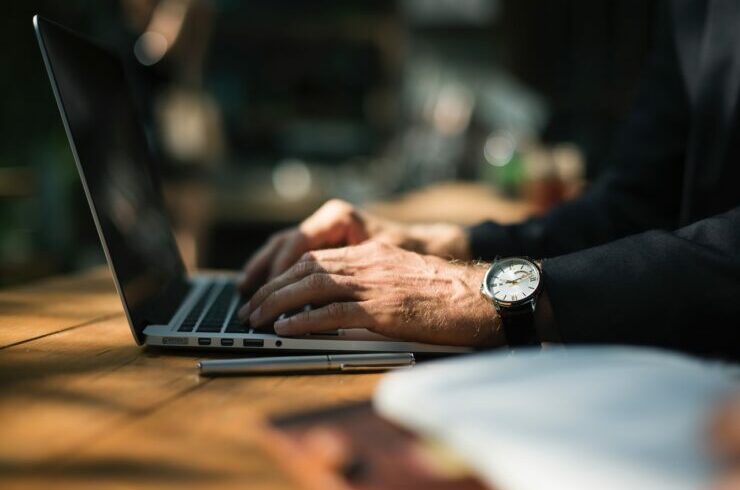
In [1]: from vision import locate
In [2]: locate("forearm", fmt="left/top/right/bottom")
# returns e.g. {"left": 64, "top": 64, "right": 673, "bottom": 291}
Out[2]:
{"left": 468, "top": 5, "right": 689, "bottom": 262}
{"left": 467, "top": 173, "right": 682, "bottom": 261}
{"left": 539, "top": 207, "right": 740, "bottom": 359}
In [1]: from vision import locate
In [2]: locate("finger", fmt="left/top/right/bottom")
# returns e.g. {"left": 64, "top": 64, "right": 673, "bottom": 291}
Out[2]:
{"left": 265, "top": 206, "right": 362, "bottom": 280}
{"left": 301, "top": 199, "right": 360, "bottom": 246}
{"left": 246, "top": 245, "right": 363, "bottom": 316}
{"left": 286, "top": 244, "right": 360, "bottom": 266}
{"left": 253, "top": 243, "right": 383, "bottom": 313}
{"left": 238, "top": 232, "right": 289, "bottom": 294}
{"left": 273, "top": 301, "right": 372, "bottom": 336}
{"left": 269, "top": 232, "right": 310, "bottom": 280}
{"left": 247, "top": 274, "right": 361, "bottom": 328}
{"left": 245, "top": 256, "right": 327, "bottom": 315}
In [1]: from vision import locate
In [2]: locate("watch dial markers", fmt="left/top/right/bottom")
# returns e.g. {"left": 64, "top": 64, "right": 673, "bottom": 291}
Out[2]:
{"left": 488, "top": 258, "right": 540, "bottom": 303}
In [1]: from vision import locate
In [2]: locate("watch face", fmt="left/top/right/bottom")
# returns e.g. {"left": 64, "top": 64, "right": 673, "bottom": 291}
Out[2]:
{"left": 486, "top": 258, "right": 541, "bottom": 303}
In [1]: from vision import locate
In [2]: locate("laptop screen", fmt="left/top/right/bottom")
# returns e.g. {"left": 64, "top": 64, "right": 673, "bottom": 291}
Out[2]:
{"left": 35, "top": 17, "right": 190, "bottom": 343}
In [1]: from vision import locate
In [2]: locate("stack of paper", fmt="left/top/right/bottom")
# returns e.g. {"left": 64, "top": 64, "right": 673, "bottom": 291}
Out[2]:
{"left": 374, "top": 347, "right": 738, "bottom": 490}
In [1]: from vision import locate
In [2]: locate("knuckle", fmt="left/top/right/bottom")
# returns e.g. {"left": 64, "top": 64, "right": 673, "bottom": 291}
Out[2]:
{"left": 261, "top": 290, "right": 280, "bottom": 311}
{"left": 326, "top": 199, "right": 353, "bottom": 216}
{"left": 294, "top": 259, "right": 318, "bottom": 277}
{"left": 298, "top": 251, "right": 316, "bottom": 264}
{"left": 251, "top": 285, "right": 268, "bottom": 304}
{"left": 342, "top": 277, "right": 363, "bottom": 296}
{"left": 326, "top": 302, "right": 348, "bottom": 317}
{"left": 326, "top": 198, "right": 349, "bottom": 209}
{"left": 301, "top": 309, "right": 312, "bottom": 324}
{"left": 305, "top": 273, "right": 328, "bottom": 289}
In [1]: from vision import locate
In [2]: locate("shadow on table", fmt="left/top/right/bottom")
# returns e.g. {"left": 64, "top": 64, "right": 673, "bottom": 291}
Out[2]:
{"left": 0, "top": 456, "right": 218, "bottom": 483}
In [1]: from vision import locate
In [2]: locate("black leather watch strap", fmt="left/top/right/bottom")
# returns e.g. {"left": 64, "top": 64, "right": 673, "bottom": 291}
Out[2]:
{"left": 500, "top": 305, "right": 538, "bottom": 346}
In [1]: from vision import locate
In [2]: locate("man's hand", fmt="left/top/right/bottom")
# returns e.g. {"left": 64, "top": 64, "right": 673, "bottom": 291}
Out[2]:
{"left": 237, "top": 199, "right": 470, "bottom": 295}
{"left": 239, "top": 241, "right": 501, "bottom": 347}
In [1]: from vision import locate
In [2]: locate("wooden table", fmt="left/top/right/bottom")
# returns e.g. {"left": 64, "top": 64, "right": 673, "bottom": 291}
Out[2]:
{"left": 0, "top": 267, "right": 382, "bottom": 489}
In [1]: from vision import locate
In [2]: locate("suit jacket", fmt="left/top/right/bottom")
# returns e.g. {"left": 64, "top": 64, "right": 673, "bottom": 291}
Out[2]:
{"left": 468, "top": 0, "right": 740, "bottom": 359}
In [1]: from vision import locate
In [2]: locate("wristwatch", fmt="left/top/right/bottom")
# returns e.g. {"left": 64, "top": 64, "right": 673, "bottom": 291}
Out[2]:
{"left": 480, "top": 257, "right": 543, "bottom": 347}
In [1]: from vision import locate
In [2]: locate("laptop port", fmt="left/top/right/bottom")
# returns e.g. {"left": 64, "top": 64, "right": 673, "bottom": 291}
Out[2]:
{"left": 308, "top": 330, "right": 339, "bottom": 336}
{"left": 197, "top": 338, "right": 211, "bottom": 346}
{"left": 220, "top": 338, "right": 234, "bottom": 347}
{"left": 243, "top": 339, "right": 264, "bottom": 348}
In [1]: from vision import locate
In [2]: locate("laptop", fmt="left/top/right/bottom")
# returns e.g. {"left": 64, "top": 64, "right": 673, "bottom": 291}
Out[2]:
{"left": 34, "top": 15, "right": 467, "bottom": 354}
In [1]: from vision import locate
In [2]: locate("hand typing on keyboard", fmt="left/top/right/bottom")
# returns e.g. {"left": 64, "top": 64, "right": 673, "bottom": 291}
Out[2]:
{"left": 276, "top": 304, "right": 313, "bottom": 323}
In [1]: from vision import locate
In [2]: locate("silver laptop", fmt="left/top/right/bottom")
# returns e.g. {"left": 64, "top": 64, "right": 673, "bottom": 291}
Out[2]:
{"left": 34, "top": 15, "right": 467, "bottom": 354}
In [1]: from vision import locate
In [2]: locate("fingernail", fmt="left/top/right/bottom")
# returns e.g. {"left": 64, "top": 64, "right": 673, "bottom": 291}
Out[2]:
{"left": 249, "top": 306, "right": 261, "bottom": 325}
{"left": 274, "top": 320, "right": 288, "bottom": 335}
{"left": 238, "top": 302, "right": 250, "bottom": 321}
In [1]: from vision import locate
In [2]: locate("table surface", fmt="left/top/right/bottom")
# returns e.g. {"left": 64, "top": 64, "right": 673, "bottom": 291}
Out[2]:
{"left": 0, "top": 267, "right": 383, "bottom": 489}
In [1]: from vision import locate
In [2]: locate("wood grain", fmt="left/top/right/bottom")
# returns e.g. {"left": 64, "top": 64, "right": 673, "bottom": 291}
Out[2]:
{"left": 0, "top": 267, "right": 121, "bottom": 348}
{"left": 0, "top": 267, "right": 381, "bottom": 490}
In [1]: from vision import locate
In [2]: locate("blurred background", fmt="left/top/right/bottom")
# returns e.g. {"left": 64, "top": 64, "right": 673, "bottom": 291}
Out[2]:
{"left": 0, "top": 0, "right": 658, "bottom": 286}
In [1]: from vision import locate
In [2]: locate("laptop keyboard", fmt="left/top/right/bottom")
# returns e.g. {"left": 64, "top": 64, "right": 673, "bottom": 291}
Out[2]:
{"left": 225, "top": 303, "right": 276, "bottom": 335}
{"left": 177, "top": 283, "right": 216, "bottom": 332}
{"left": 177, "top": 280, "right": 278, "bottom": 335}
{"left": 178, "top": 282, "right": 243, "bottom": 333}
{"left": 197, "top": 283, "right": 237, "bottom": 332}
{"left": 225, "top": 300, "right": 251, "bottom": 333}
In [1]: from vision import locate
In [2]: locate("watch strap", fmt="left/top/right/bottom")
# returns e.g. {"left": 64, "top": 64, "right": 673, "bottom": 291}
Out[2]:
{"left": 500, "top": 303, "right": 538, "bottom": 346}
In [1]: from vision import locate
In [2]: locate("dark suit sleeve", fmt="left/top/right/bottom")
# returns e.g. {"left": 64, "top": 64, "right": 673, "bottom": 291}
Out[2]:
{"left": 542, "top": 206, "right": 740, "bottom": 359}
{"left": 469, "top": 4, "right": 690, "bottom": 260}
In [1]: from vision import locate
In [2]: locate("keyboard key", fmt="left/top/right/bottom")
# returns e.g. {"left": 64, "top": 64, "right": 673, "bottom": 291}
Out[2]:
{"left": 178, "top": 284, "right": 215, "bottom": 332}
{"left": 224, "top": 295, "right": 248, "bottom": 329}
{"left": 252, "top": 323, "right": 276, "bottom": 335}
{"left": 224, "top": 322, "right": 250, "bottom": 334}
{"left": 222, "top": 294, "right": 276, "bottom": 335}
{"left": 197, "top": 283, "right": 237, "bottom": 333}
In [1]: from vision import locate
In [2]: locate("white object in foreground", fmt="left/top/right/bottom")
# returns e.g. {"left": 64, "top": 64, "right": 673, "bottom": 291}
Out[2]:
{"left": 374, "top": 347, "right": 738, "bottom": 490}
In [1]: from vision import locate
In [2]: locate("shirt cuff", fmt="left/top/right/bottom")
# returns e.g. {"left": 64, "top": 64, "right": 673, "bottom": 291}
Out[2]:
{"left": 540, "top": 246, "right": 644, "bottom": 345}
{"left": 540, "top": 254, "right": 598, "bottom": 344}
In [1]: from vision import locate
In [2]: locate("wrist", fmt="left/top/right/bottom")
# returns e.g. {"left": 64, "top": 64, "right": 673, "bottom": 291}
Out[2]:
{"left": 463, "top": 263, "right": 504, "bottom": 347}
{"left": 478, "top": 257, "right": 554, "bottom": 348}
